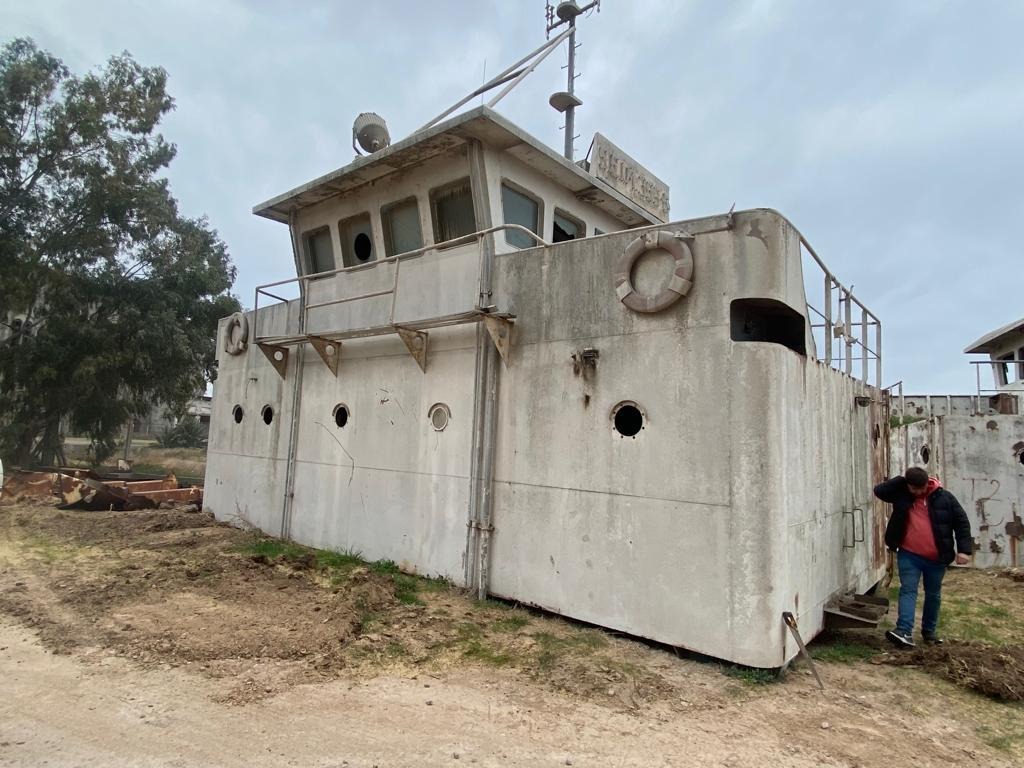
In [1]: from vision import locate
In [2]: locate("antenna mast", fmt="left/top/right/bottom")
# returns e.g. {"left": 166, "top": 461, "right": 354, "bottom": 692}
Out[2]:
{"left": 547, "top": 1, "right": 600, "bottom": 160}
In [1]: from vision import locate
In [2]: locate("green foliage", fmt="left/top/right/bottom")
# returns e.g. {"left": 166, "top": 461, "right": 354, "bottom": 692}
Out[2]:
{"left": 155, "top": 415, "right": 206, "bottom": 449}
{"left": 0, "top": 38, "right": 240, "bottom": 466}
{"left": 810, "top": 641, "right": 878, "bottom": 663}
{"left": 890, "top": 414, "right": 926, "bottom": 429}
{"left": 723, "top": 665, "right": 778, "bottom": 685}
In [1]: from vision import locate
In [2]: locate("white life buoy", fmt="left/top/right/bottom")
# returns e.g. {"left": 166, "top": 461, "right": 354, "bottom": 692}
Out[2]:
{"left": 614, "top": 230, "right": 694, "bottom": 313}
{"left": 223, "top": 312, "right": 249, "bottom": 356}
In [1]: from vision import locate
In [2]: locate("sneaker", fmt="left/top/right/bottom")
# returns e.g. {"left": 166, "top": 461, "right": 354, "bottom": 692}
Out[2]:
{"left": 886, "top": 629, "right": 916, "bottom": 648}
{"left": 922, "top": 633, "right": 944, "bottom": 645}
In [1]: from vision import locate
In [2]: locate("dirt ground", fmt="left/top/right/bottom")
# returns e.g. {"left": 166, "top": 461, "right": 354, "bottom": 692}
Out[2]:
{"left": 1, "top": 499, "right": 1023, "bottom": 767}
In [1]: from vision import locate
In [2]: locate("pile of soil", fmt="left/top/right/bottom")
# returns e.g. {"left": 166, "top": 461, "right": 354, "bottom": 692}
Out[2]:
{"left": 884, "top": 642, "right": 1024, "bottom": 701}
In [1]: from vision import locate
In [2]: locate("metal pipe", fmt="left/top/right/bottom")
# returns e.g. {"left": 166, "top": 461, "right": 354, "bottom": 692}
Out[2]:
{"left": 875, "top": 317, "right": 882, "bottom": 389}
{"left": 253, "top": 224, "right": 551, "bottom": 296}
{"left": 488, "top": 29, "right": 572, "bottom": 109}
{"left": 477, "top": 342, "right": 500, "bottom": 599}
{"left": 861, "top": 306, "right": 868, "bottom": 383}
{"left": 280, "top": 211, "right": 307, "bottom": 540}
{"left": 823, "top": 273, "right": 832, "bottom": 366}
{"left": 304, "top": 287, "right": 394, "bottom": 311}
{"left": 563, "top": 19, "right": 577, "bottom": 160}
{"left": 419, "top": 30, "right": 570, "bottom": 132}
{"left": 844, "top": 288, "right": 852, "bottom": 376}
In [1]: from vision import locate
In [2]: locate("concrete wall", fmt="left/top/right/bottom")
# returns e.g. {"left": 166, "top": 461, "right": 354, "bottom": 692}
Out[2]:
{"left": 891, "top": 414, "right": 1024, "bottom": 568}
{"left": 485, "top": 209, "right": 885, "bottom": 667}
{"left": 206, "top": 147, "right": 886, "bottom": 668}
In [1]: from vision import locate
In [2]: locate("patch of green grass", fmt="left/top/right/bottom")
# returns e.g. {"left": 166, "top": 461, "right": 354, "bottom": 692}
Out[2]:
{"left": 234, "top": 538, "right": 310, "bottom": 561}
{"left": 810, "top": 641, "right": 878, "bottom": 663}
{"left": 316, "top": 548, "right": 363, "bottom": 570}
{"left": 370, "top": 559, "right": 400, "bottom": 575}
{"left": 492, "top": 615, "right": 529, "bottom": 632}
{"left": 23, "top": 534, "right": 73, "bottom": 563}
{"left": 392, "top": 573, "right": 422, "bottom": 605}
{"left": 978, "top": 723, "right": 1024, "bottom": 754}
{"left": 462, "top": 639, "right": 515, "bottom": 666}
{"left": 723, "top": 665, "right": 778, "bottom": 686}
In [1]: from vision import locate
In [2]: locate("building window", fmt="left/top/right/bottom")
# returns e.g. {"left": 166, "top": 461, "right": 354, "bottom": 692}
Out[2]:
{"left": 501, "top": 182, "right": 541, "bottom": 249}
{"left": 430, "top": 178, "right": 476, "bottom": 246}
{"left": 338, "top": 213, "right": 375, "bottom": 267}
{"left": 552, "top": 209, "right": 584, "bottom": 243}
{"left": 1018, "top": 347, "right": 1024, "bottom": 382}
{"left": 382, "top": 198, "right": 423, "bottom": 257}
{"left": 303, "top": 227, "right": 335, "bottom": 276}
{"left": 594, "top": 228, "right": 606, "bottom": 236}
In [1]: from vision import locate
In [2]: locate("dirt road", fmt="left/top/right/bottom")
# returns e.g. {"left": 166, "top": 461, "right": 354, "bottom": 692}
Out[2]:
{"left": 1, "top": 500, "right": 1021, "bottom": 767}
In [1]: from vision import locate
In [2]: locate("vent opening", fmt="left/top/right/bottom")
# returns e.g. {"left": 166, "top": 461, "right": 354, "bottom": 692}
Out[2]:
{"left": 730, "top": 298, "right": 806, "bottom": 355}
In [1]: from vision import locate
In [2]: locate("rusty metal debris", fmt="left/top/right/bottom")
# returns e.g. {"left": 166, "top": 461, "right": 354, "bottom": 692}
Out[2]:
{"left": 0, "top": 468, "right": 202, "bottom": 511}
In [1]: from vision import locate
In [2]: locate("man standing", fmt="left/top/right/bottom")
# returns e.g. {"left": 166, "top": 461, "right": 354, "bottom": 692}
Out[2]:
{"left": 873, "top": 467, "right": 973, "bottom": 648}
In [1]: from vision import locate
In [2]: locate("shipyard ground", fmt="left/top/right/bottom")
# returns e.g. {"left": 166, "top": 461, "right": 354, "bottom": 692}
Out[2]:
{"left": 1, "top": 500, "right": 1022, "bottom": 767}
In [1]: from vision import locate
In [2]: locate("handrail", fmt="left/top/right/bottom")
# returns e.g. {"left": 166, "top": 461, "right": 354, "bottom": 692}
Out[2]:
{"left": 252, "top": 223, "right": 550, "bottom": 341}
{"left": 798, "top": 231, "right": 882, "bottom": 388}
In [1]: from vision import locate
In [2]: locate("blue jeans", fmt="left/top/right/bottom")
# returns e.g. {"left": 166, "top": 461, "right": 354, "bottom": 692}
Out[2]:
{"left": 896, "top": 549, "right": 946, "bottom": 635}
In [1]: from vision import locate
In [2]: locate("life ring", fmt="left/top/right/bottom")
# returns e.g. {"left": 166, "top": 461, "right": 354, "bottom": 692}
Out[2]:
{"left": 223, "top": 312, "right": 249, "bottom": 355}
{"left": 614, "top": 230, "right": 694, "bottom": 313}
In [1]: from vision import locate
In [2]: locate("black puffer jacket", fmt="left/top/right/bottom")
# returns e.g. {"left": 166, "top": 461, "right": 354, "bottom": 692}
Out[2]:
{"left": 874, "top": 476, "right": 973, "bottom": 564}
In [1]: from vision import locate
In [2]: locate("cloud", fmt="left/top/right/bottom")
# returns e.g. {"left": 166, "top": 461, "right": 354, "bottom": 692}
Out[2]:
{"left": 2, "top": 0, "right": 1020, "bottom": 393}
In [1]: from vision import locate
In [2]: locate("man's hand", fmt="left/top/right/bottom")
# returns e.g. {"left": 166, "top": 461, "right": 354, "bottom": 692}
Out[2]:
{"left": 954, "top": 553, "right": 970, "bottom": 566}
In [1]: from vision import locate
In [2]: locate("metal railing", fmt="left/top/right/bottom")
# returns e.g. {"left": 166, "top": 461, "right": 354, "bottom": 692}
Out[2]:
{"left": 799, "top": 234, "right": 882, "bottom": 388}
{"left": 971, "top": 359, "right": 1024, "bottom": 399}
{"left": 252, "top": 224, "right": 550, "bottom": 340}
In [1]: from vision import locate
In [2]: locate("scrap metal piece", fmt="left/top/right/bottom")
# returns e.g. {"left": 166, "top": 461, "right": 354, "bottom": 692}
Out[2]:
{"left": 395, "top": 327, "right": 429, "bottom": 373}
{"left": 782, "top": 611, "right": 824, "bottom": 691}
{"left": 309, "top": 336, "right": 341, "bottom": 376}
{"left": 483, "top": 315, "right": 514, "bottom": 367}
{"left": 258, "top": 342, "right": 289, "bottom": 379}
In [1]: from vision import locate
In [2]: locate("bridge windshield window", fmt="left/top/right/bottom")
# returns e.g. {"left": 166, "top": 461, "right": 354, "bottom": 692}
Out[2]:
{"left": 339, "top": 213, "right": 375, "bottom": 267}
{"left": 501, "top": 182, "right": 541, "bottom": 249}
{"left": 430, "top": 178, "right": 476, "bottom": 247}
{"left": 552, "top": 209, "right": 583, "bottom": 243}
{"left": 303, "top": 227, "right": 335, "bottom": 277}
{"left": 382, "top": 198, "right": 423, "bottom": 257}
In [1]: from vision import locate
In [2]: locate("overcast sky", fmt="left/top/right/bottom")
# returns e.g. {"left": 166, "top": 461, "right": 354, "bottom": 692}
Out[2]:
{"left": 3, "top": 0, "right": 1021, "bottom": 393}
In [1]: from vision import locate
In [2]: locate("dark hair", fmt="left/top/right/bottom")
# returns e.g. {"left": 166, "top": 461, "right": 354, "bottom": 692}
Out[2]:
{"left": 905, "top": 467, "right": 929, "bottom": 488}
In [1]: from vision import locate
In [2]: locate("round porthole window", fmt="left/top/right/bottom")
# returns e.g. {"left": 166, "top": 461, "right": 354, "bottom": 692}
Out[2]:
{"left": 334, "top": 403, "right": 349, "bottom": 428}
{"left": 262, "top": 405, "right": 274, "bottom": 425}
{"left": 428, "top": 403, "right": 451, "bottom": 432}
{"left": 354, "top": 233, "right": 372, "bottom": 262}
{"left": 232, "top": 405, "right": 244, "bottom": 424}
{"left": 611, "top": 401, "right": 644, "bottom": 438}
{"left": 920, "top": 444, "right": 930, "bottom": 464}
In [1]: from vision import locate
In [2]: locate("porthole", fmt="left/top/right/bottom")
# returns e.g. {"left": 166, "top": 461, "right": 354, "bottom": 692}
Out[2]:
{"left": 611, "top": 401, "right": 644, "bottom": 438}
{"left": 334, "top": 403, "right": 349, "bottom": 428}
{"left": 428, "top": 403, "right": 451, "bottom": 432}
{"left": 920, "top": 444, "right": 930, "bottom": 464}
{"left": 232, "top": 405, "right": 244, "bottom": 424}
{"left": 262, "top": 405, "right": 274, "bottom": 425}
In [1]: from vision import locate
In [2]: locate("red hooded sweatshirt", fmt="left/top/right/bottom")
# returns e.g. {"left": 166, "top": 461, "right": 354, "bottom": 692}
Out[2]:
{"left": 901, "top": 477, "right": 942, "bottom": 561}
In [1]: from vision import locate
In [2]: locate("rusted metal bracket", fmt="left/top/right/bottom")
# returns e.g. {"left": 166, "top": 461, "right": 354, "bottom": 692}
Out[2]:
{"left": 395, "top": 327, "right": 429, "bottom": 373}
{"left": 258, "top": 342, "right": 289, "bottom": 379}
{"left": 308, "top": 335, "right": 341, "bottom": 377}
{"left": 782, "top": 612, "right": 824, "bottom": 691}
{"left": 483, "top": 315, "right": 514, "bottom": 367}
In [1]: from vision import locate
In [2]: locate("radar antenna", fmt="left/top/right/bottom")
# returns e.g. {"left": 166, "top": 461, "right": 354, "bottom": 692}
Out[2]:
{"left": 416, "top": 0, "right": 600, "bottom": 161}
{"left": 546, "top": 1, "right": 600, "bottom": 160}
